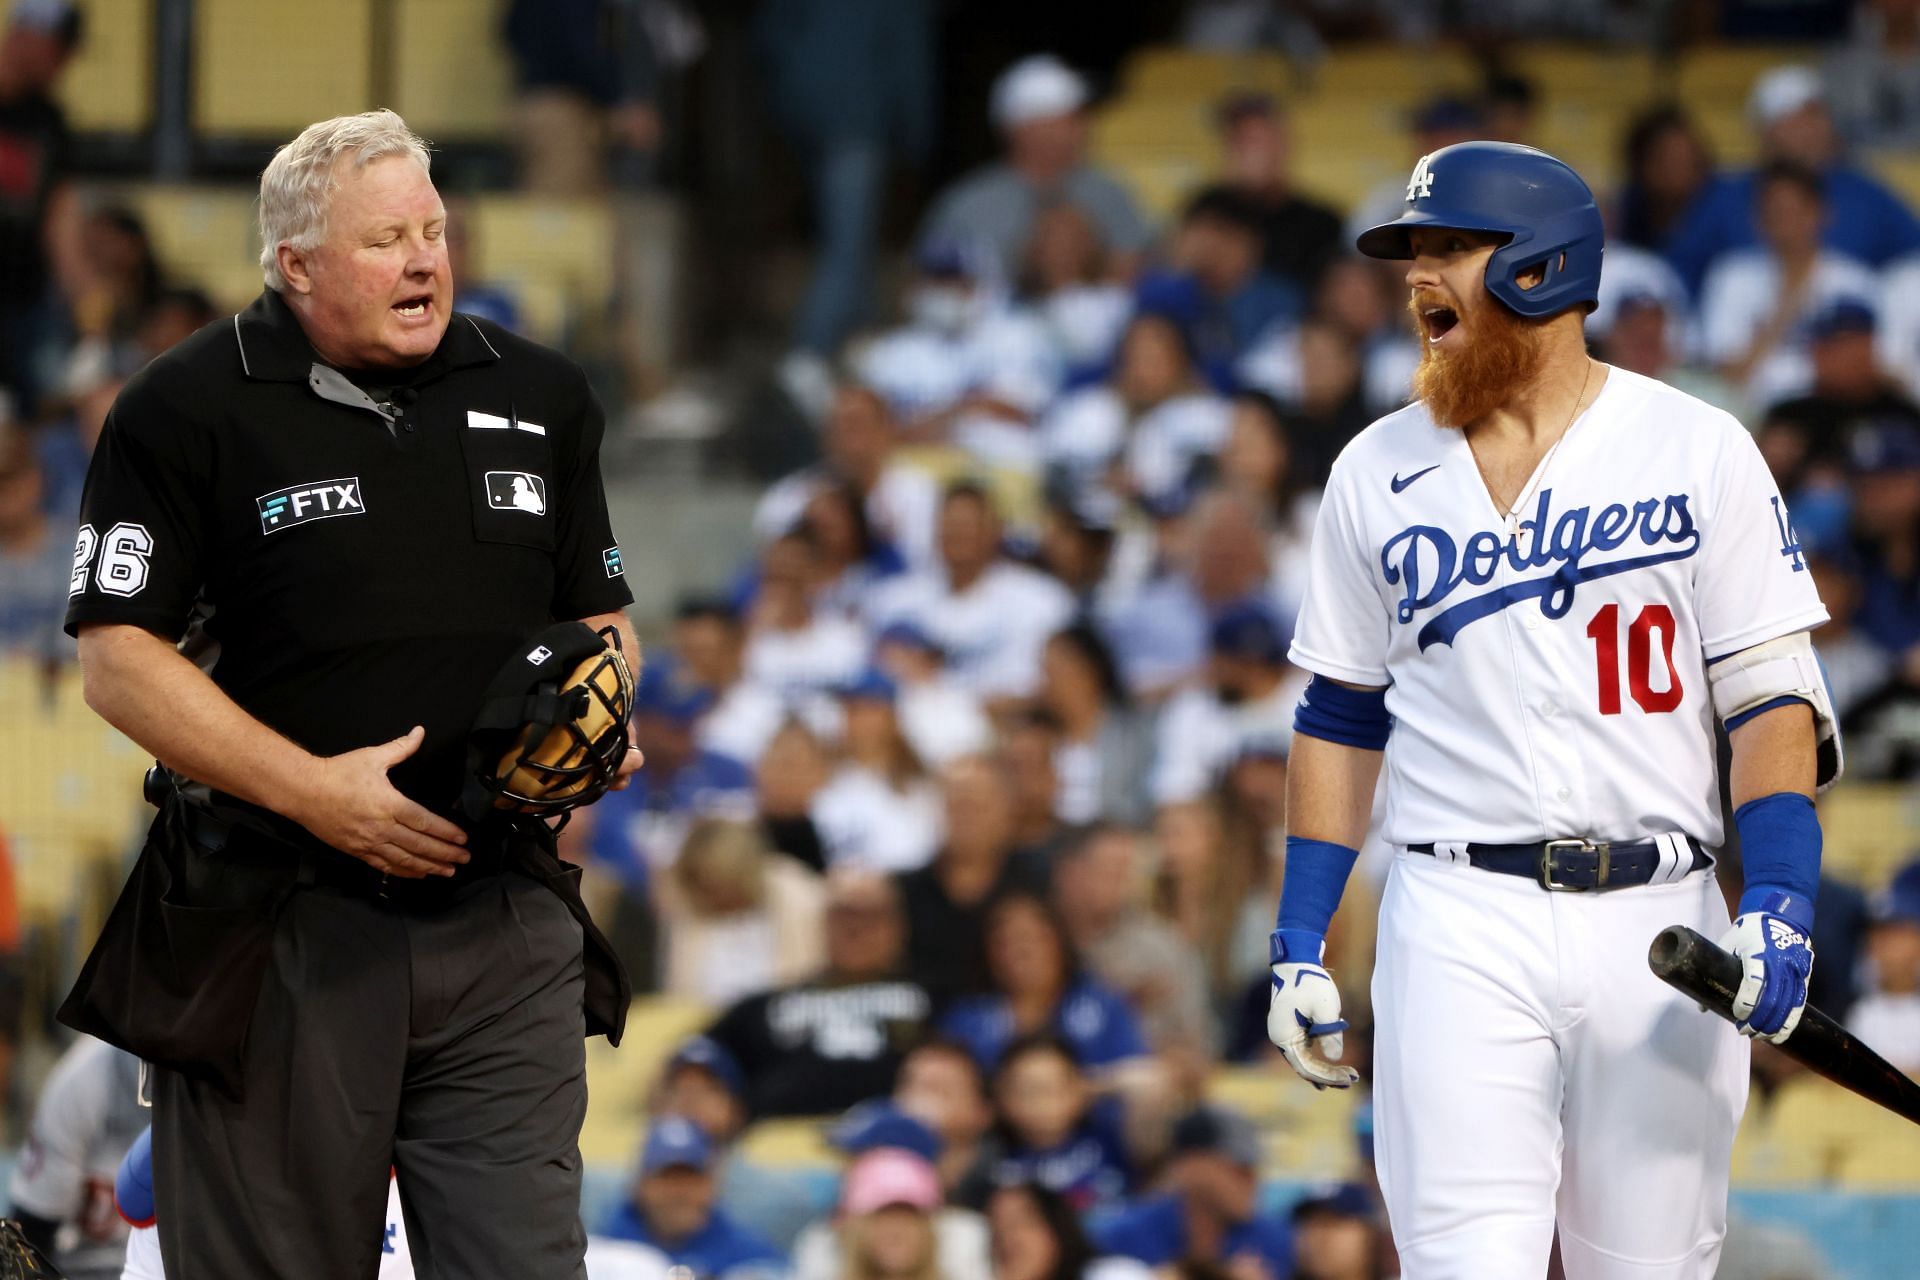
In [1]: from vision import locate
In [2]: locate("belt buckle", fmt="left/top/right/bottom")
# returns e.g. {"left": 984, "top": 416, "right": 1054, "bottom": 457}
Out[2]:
{"left": 1540, "top": 838, "right": 1609, "bottom": 891}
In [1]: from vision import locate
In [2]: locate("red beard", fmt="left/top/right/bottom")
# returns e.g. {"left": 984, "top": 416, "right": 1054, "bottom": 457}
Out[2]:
{"left": 1409, "top": 291, "right": 1547, "bottom": 428}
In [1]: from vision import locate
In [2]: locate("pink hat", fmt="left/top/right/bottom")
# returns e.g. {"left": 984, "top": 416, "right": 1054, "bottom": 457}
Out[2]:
{"left": 840, "top": 1149, "right": 943, "bottom": 1216}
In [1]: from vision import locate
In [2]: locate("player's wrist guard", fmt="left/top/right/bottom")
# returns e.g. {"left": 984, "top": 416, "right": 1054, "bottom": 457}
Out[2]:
{"left": 1276, "top": 836, "right": 1360, "bottom": 941}
{"left": 1733, "top": 792, "right": 1821, "bottom": 930}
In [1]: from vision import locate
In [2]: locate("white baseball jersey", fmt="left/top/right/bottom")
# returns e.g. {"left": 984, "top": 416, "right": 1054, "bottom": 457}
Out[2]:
{"left": 1290, "top": 365, "right": 1827, "bottom": 848}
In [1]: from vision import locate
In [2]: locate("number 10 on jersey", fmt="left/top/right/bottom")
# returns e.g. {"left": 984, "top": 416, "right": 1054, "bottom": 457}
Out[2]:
{"left": 1585, "top": 603, "right": 1683, "bottom": 715}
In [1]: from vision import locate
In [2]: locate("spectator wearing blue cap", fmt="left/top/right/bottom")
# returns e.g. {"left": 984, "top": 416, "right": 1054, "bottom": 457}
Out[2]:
{"left": 867, "top": 483, "right": 1075, "bottom": 706}
{"left": 1152, "top": 602, "right": 1304, "bottom": 809}
{"left": 812, "top": 668, "right": 943, "bottom": 874}
{"left": 936, "top": 893, "right": 1148, "bottom": 1075}
{"left": 850, "top": 242, "right": 1065, "bottom": 474}
{"left": 1089, "top": 1104, "right": 1292, "bottom": 1280}
{"left": 1844, "top": 419, "right": 1920, "bottom": 657}
{"left": 916, "top": 54, "right": 1151, "bottom": 288}
{"left": 1699, "top": 161, "right": 1880, "bottom": 409}
{"left": 1039, "top": 312, "right": 1232, "bottom": 515}
{"left": 600, "top": 1117, "right": 786, "bottom": 1279}
{"left": 583, "top": 656, "right": 755, "bottom": 897}
{"left": 1289, "top": 1182, "right": 1386, "bottom": 1280}
{"left": 1847, "top": 861, "right": 1920, "bottom": 1073}
{"left": 1764, "top": 299, "right": 1919, "bottom": 466}
{"left": 1039, "top": 624, "right": 1154, "bottom": 827}
{"left": 1666, "top": 65, "right": 1920, "bottom": 296}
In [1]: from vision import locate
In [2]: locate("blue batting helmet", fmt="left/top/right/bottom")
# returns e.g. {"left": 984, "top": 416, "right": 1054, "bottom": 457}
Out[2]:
{"left": 1356, "top": 141, "right": 1604, "bottom": 320}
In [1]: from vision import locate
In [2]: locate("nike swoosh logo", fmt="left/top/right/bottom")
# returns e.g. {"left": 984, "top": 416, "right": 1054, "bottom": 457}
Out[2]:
{"left": 1390, "top": 465, "right": 1441, "bottom": 493}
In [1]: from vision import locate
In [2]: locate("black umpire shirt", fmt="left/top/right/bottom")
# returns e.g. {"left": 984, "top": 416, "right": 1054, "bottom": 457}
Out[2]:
{"left": 63, "top": 289, "right": 634, "bottom": 840}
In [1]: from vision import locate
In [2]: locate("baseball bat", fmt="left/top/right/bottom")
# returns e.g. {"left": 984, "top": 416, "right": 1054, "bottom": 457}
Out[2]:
{"left": 1648, "top": 925, "right": 1920, "bottom": 1126}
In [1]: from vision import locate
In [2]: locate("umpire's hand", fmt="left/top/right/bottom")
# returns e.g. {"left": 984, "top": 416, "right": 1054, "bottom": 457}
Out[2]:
{"left": 294, "top": 726, "right": 470, "bottom": 877}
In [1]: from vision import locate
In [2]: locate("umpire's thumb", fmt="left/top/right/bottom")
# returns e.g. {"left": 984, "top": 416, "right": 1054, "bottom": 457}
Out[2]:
{"left": 374, "top": 725, "right": 427, "bottom": 770}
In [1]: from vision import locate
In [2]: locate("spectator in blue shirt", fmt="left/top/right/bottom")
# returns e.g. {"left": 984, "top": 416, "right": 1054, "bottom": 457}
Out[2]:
{"left": 1665, "top": 66, "right": 1920, "bottom": 294}
{"left": 1136, "top": 190, "right": 1304, "bottom": 389}
{"left": 1846, "top": 419, "right": 1920, "bottom": 656}
{"left": 600, "top": 1116, "right": 788, "bottom": 1279}
{"left": 981, "top": 1034, "right": 1133, "bottom": 1214}
{"left": 586, "top": 656, "right": 756, "bottom": 892}
{"left": 937, "top": 892, "right": 1149, "bottom": 1073}
{"left": 1090, "top": 1105, "right": 1293, "bottom": 1280}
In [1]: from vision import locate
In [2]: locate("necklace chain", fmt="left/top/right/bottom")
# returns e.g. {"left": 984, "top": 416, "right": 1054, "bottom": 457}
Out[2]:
{"left": 1501, "top": 359, "right": 1594, "bottom": 539}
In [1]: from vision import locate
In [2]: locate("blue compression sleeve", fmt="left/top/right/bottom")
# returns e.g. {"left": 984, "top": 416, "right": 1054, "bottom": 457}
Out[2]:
{"left": 1734, "top": 791, "right": 1821, "bottom": 930}
{"left": 1272, "top": 836, "right": 1361, "bottom": 963}
{"left": 1293, "top": 676, "right": 1391, "bottom": 750}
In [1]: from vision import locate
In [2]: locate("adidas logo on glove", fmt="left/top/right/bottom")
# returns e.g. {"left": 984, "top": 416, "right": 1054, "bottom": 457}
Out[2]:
{"left": 1768, "top": 918, "right": 1807, "bottom": 950}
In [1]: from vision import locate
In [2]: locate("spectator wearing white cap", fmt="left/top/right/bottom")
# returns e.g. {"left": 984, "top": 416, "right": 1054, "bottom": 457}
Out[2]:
{"left": 916, "top": 55, "right": 1151, "bottom": 286}
{"left": 1665, "top": 65, "right": 1920, "bottom": 293}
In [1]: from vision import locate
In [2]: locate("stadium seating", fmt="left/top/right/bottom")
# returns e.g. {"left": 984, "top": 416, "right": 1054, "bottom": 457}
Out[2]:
{"left": 50, "top": 0, "right": 151, "bottom": 133}
{"left": 1819, "top": 784, "right": 1917, "bottom": 890}
{"left": 193, "top": 0, "right": 376, "bottom": 137}
{"left": 390, "top": 0, "right": 517, "bottom": 140}
{"left": 1872, "top": 152, "right": 1920, "bottom": 218}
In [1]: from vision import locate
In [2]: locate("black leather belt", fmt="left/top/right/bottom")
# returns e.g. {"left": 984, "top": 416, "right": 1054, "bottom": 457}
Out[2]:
{"left": 1407, "top": 835, "right": 1710, "bottom": 892}
{"left": 179, "top": 799, "right": 502, "bottom": 905}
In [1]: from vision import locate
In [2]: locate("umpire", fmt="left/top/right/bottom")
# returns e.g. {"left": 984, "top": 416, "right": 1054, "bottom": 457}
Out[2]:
{"left": 61, "top": 110, "right": 637, "bottom": 1278}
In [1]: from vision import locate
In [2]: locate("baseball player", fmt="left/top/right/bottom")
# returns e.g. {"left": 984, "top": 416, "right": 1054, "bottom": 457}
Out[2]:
{"left": 1266, "top": 141, "right": 1837, "bottom": 1278}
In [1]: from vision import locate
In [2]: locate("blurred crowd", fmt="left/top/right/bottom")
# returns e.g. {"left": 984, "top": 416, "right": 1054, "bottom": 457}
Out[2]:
{"left": 11, "top": 0, "right": 1920, "bottom": 1277}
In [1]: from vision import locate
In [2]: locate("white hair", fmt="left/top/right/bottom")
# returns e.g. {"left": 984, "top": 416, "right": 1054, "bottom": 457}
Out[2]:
{"left": 257, "top": 109, "right": 432, "bottom": 292}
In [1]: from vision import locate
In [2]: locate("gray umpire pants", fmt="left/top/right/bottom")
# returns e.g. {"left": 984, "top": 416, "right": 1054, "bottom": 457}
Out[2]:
{"left": 152, "top": 871, "right": 589, "bottom": 1279}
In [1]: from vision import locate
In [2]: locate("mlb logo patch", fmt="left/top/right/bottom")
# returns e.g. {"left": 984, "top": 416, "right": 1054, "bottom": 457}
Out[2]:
{"left": 485, "top": 471, "right": 547, "bottom": 516}
{"left": 604, "top": 546, "right": 623, "bottom": 578}
{"left": 526, "top": 644, "right": 554, "bottom": 665}
{"left": 257, "top": 477, "right": 365, "bottom": 535}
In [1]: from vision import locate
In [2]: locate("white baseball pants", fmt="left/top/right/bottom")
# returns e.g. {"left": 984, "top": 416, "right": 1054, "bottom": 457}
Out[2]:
{"left": 1371, "top": 850, "right": 1750, "bottom": 1279}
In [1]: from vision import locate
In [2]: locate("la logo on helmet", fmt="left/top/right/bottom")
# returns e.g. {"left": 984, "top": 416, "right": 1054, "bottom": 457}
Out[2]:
{"left": 1407, "top": 154, "right": 1436, "bottom": 201}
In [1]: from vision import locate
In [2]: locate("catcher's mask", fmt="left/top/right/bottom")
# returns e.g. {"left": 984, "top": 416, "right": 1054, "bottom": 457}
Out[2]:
{"left": 459, "top": 622, "right": 635, "bottom": 826}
